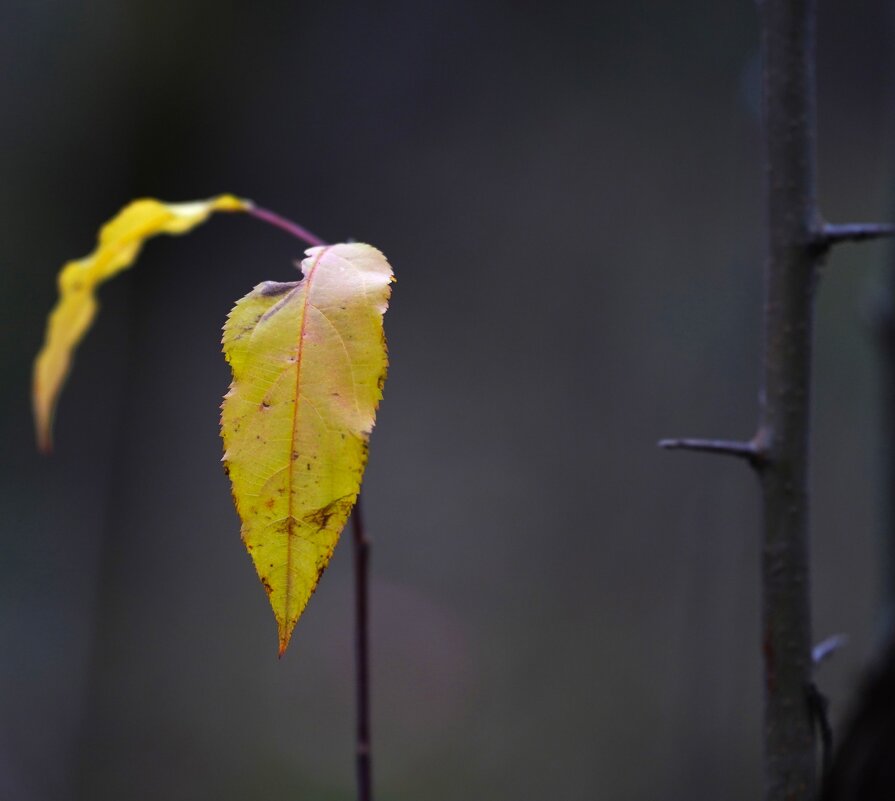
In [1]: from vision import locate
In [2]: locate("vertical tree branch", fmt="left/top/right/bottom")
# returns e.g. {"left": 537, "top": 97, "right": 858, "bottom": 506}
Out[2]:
{"left": 352, "top": 495, "right": 373, "bottom": 801}
{"left": 758, "top": 0, "right": 818, "bottom": 798}
{"left": 664, "top": 3, "right": 888, "bottom": 796}
{"left": 877, "top": 291, "right": 895, "bottom": 637}
{"left": 873, "top": 2, "right": 895, "bottom": 647}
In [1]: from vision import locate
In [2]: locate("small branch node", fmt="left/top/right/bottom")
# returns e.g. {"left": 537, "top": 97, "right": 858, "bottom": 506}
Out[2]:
{"left": 812, "top": 633, "right": 848, "bottom": 668}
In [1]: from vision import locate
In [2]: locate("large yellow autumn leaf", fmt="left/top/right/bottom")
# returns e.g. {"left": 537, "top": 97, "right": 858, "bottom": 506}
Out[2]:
{"left": 221, "top": 243, "right": 394, "bottom": 655}
{"left": 33, "top": 195, "right": 248, "bottom": 451}
{"left": 32, "top": 198, "right": 393, "bottom": 656}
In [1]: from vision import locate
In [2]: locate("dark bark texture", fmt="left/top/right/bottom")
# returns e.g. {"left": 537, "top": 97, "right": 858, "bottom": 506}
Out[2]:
{"left": 352, "top": 497, "right": 373, "bottom": 801}
{"left": 757, "top": 1, "right": 819, "bottom": 798}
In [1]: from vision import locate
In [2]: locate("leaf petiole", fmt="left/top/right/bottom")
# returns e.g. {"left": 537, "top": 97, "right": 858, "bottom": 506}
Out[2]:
{"left": 246, "top": 205, "right": 327, "bottom": 248}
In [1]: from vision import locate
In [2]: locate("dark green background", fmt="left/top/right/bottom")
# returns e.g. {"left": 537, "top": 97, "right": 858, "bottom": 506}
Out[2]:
{"left": 1, "top": 1, "right": 892, "bottom": 799}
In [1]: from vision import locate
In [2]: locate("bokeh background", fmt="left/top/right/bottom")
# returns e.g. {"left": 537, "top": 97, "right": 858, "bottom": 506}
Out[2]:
{"left": 2, "top": 1, "right": 894, "bottom": 799}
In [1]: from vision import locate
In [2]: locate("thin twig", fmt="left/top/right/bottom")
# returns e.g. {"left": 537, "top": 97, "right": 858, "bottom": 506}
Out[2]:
{"left": 352, "top": 495, "right": 373, "bottom": 801}
{"left": 814, "top": 221, "right": 895, "bottom": 250}
{"left": 246, "top": 205, "right": 326, "bottom": 248}
{"left": 658, "top": 437, "right": 766, "bottom": 466}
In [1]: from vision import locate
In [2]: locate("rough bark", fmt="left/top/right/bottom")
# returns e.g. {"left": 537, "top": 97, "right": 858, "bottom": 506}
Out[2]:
{"left": 757, "top": 1, "right": 819, "bottom": 797}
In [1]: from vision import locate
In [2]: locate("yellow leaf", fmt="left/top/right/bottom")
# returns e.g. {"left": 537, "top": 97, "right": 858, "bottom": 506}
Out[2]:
{"left": 33, "top": 194, "right": 249, "bottom": 451}
{"left": 220, "top": 243, "right": 394, "bottom": 655}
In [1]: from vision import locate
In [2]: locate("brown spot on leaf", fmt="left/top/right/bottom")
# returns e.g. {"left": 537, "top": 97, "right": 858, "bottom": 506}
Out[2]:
{"left": 304, "top": 494, "right": 354, "bottom": 530}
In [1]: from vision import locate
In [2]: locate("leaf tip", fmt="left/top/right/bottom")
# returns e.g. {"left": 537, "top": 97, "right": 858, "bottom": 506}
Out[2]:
{"left": 275, "top": 614, "right": 297, "bottom": 658}
{"left": 33, "top": 395, "right": 54, "bottom": 454}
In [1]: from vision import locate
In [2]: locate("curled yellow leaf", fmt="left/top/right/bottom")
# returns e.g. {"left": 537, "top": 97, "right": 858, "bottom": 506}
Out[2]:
{"left": 33, "top": 195, "right": 249, "bottom": 451}
{"left": 220, "top": 243, "right": 394, "bottom": 655}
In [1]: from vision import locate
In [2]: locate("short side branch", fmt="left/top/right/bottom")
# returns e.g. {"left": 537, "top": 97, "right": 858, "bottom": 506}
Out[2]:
{"left": 658, "top": 437, "right": 767, "bottom": 468}
{"left": 813, "top": 222, "right": 895, "bottom": 251}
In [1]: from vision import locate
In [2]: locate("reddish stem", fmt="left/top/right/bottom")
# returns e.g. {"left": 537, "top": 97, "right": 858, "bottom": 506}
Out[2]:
{"left": 247, "top": 205, "right": 326, "bottom": 248}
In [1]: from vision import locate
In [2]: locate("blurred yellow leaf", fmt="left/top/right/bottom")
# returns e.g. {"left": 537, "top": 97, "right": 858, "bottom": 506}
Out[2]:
{"left": 33, "top": 194, "right": 249, "bottom": 451}
{"left": 221, "top": 243, "right": 394, "bottom": 655}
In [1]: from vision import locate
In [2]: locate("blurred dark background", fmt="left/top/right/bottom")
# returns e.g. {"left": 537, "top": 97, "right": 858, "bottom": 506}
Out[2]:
{"left": 1, "top": 1, "right": 894, "bottom": 799}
